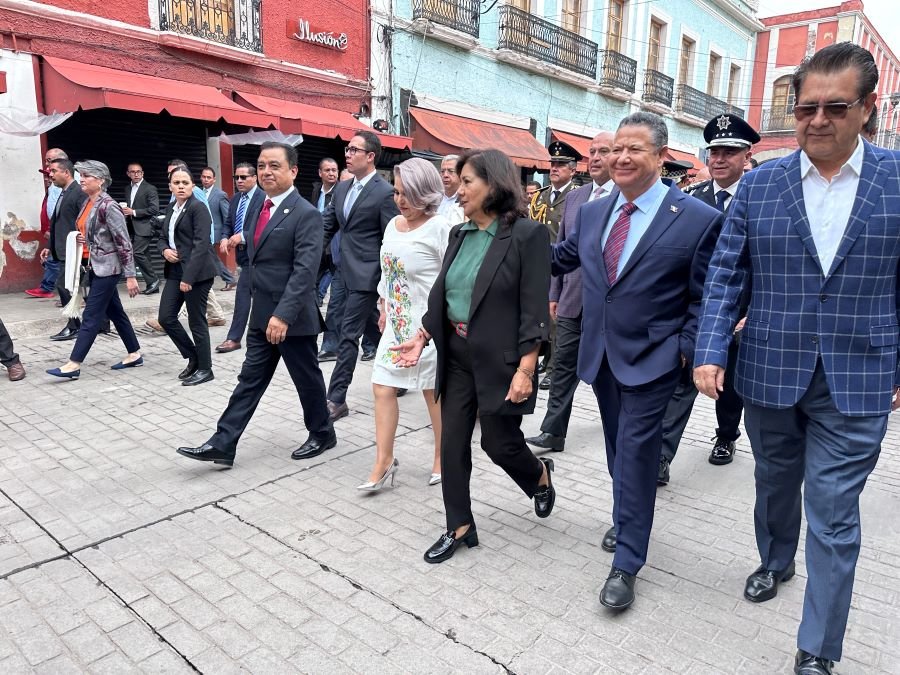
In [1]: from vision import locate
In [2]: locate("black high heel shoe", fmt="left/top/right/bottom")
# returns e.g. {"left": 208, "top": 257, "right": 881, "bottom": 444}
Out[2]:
{"left": 423, "top": 525, "right": 478, "bottom": 564}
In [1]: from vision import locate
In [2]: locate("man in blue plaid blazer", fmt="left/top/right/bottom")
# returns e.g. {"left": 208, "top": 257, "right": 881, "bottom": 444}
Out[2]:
{"left": 694, "top": 43, "right": 900, "bottom": 675}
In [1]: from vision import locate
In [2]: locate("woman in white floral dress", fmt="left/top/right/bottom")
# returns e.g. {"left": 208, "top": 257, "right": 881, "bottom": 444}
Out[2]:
{"left": 358, "top": 158, "right": 451, "bottom": 491}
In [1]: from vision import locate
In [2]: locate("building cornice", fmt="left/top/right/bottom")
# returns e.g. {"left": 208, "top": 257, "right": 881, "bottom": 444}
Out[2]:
{"left": 0, "top": 0, "right": 369, "bottom": 91}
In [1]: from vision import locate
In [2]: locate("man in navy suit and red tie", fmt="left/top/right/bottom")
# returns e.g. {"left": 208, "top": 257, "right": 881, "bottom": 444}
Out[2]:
{"left": 695, "top": 43, "right": 900, "bottom": 675}
{"left": 553, "top": 112, "right": 723, "bottom": 610}
{"left": 177, "top": 142, "right": 336, "bottom": 466}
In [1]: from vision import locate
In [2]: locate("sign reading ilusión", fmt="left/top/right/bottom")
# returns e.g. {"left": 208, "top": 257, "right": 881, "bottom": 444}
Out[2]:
{"left": 291, "top": 18, "right": 348, "bottom": 51}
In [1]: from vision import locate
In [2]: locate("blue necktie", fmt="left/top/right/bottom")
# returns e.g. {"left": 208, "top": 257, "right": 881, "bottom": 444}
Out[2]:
{"left": 343, "top": 181, "right": 362, "bottom": 220}
{"left": 715, "top": 190, "right": 729, "bottom": 212}
{"left": 234, "top": 194, "right": 248, "bottom": 234}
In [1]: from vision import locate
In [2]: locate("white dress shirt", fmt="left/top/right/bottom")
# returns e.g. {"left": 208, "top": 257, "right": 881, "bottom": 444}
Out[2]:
{"left": 129, "top": 180, "right": 142, "bottom": 208}
{"left": 168, "top": 201, "right": 186, "bottom": 249}
{"left": 800, "top": 139, "right": 863, "bottom": 275}
{"left": 711, "top": 179, "right": 740, "bottom": 211}
{"left": 589, "top": 179, "right": 615, "bottom": 202}
{"left": 438, "top": 193, "right": 465, "bottom": 224}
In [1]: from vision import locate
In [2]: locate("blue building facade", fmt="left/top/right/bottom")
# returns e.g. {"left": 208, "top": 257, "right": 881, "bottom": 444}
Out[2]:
{"left": 371, "top": 0, "right": 761, "bottom": 165}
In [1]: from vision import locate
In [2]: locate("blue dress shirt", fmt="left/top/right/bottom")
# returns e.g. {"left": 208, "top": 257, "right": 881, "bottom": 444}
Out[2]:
{"left": 601, "top": 179, "right": 669, "bottom": 278}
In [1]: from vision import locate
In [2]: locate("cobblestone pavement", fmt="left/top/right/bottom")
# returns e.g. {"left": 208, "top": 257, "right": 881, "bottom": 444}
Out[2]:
{"left": 0, "top": 309, "right": 897, "bottom": 674}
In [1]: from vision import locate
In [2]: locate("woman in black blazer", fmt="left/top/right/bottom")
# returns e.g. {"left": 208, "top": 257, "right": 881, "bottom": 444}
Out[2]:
{"left": 157, "top": 167, "right": 219, "bottom": 386}
{"left": 392, "top": 149, "right": 556, "bottom": 563}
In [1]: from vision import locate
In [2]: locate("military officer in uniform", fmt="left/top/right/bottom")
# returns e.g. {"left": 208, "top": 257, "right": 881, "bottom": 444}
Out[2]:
{"left": 658, "top": 113, "right": 760, "bottom": 486}
{"left": 529, "top": 140, "right": 582, "bottom": 389}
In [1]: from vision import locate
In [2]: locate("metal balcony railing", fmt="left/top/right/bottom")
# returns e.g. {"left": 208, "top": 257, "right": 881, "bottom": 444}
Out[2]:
{"left": 412, "top": 0, "right": 481, "bottom": 37}
{"left": 159, "top": 0, "right": 263, "bottom": 53}
{"left": 761, "top": 107, "right": 795, "bottom": 132}
{"left": 675, "top": 83, "right": 744, "bottom": 120}
{"left": 498, "top": 6, "right": 598, "bottom": 79}
{"left": 642, "top": 69, "right": 674, "bottom": 106}
{"left": 598, "top": 49, "right": 637, "bottom": 93}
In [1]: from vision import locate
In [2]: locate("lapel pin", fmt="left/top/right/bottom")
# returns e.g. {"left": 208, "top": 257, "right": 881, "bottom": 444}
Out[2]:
{"left": 670, "top": 205, "right": 679, "bottom": 213}
{"left": 283, "top": 208, "right": 290, "bottom": 214}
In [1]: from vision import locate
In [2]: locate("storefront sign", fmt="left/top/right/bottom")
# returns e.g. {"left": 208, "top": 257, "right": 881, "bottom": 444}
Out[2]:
{"left": 289, "top": 18, "right": 348, "bottom": 51}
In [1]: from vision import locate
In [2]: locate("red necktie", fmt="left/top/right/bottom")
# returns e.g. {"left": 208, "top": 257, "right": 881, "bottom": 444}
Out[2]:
{"left": 253, "top": 199, "right": 274, "bottom": 248}
{"left": 604, "top": 202, "right": 637, "bottom": 285}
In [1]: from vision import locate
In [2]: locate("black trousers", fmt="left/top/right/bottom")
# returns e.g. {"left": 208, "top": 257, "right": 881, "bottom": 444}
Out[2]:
{"left": 0, "top": 318, "right": 19, "bottom": 367}
{"left": 132, "top": 234, "right": 158, "bottom": 286}
{"left": 54, "top": 262, "right": 80, "bottom": 331}
{"left": 540, "top": 315, "right": 582, "bottom": 438}
{"left": 158, "top": 275, "right": 213, "bottom": 371}
{"left": 660, "top": 339, "right": 744, "bottom": 462}
{"left": 70, "top": 272, "right": 140, "bottom": 363}
{"left": 209, "top": 329, "right": 332, "bottom": 453}
{"left": 226, "top": 253, "right": 252, "bottom": 343}
{"left": 326, "top": 289, "right": 381, "bottom": 404}
{"left": 441, "top": 331, "right": 544, "bottom": 531}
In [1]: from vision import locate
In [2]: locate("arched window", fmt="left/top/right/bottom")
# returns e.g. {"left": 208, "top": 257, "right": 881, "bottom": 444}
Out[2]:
{"left": 767, "top": 75, "right": 795, "bottom": 130}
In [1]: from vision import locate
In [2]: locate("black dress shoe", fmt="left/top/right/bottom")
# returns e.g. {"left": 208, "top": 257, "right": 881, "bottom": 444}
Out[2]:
{"left": 317, "top": 350, "right": 337, "bottom": 362}
{"left": 361, "top": 349, "right": 376, "bottom": 362}
{"left": 744, "top": 561, "right": 795, "bottom": 603}
{"left": 424, "top": 525, "right": 478, "bottom": 564}
{"left": 396, "top": 388, "right": 408, "bottom": 397}
{"left": 178, "top": 360, "right": 198, "bottom": 380}
{"left": 291, "top": 429, "right": 337, "bottom": 460}
{"left": 794, "top": 649, "right": 833, "bottom": 675}
{"left": 599, "top": 566, "right": 635, "bottom": 610}
{"left": 533, "top": 458, "right": 555, "bottom": 518}
{"left": 176, "top": 443, "right": 234, "bottom": 466}
{"left": 327, "top": 400, "right": 349, "bottom": 422}
{"left": 182, "top": 369, "right": 214, "bottom": 386}
{"left": 657, "top": 457, "right": 670, "bottom": 486}
{"left": 524, "top": 432, "right": 565, "bottom": 452}
{"left": 538, "top": 374, "right": 552, "bottom": 390}
{"left": 601, "top": 526, "right": 617, "bottom": 552}
{"left": 709, "top": 436, "right": 736, "bottom": 465}
{"left": 50, "top": 326, "right": 79, "bottom": 341}
{"left": 142, "top": 280, "right": 160, "bottom": 295}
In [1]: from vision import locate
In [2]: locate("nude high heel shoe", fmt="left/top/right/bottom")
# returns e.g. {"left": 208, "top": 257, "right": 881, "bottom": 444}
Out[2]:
{"left": 357, "top": 458, "right": 399, "bottom": 492}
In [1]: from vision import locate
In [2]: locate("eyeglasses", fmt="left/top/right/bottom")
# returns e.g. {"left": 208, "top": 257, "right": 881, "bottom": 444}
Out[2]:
{"left": 792, "top": 98, "right": 863, "bottom": 121}
{"left": 345, "top": 145, "right": 369, "bottom": 156}
{"left": 233, "top": 175, "right": 253, "bottom": 180}
{"left": 127, "top": 170, "right": 143, "bottom": 175}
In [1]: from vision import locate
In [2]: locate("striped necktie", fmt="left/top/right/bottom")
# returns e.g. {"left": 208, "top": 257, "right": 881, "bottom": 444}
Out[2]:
{"left": 234, "top": 194, "right": 248, "bottom": 234}
{"left": 604, "top": 202, "right": 637, "bottom": 285}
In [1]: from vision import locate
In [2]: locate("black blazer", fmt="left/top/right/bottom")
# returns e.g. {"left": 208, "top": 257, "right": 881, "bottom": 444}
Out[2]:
{"left": 49, "top": 182, "right": 88, "bottom": 261}
{"left": 244, "top": 189, "right": 325, "bottom": 336}
{"left": 125, "top": 180, "right": 160, "bottom": 237}
{"left": 423, "top": 217, "right": 551, "bottom": 416}
{"left": 309, "top": 182, "right": 336, "bottom": 211}
{"left": 158, "top": 196, "right": 218, "bottom": 285}
{"left": 322, "top": 174, "right": 399, "bottom": 292}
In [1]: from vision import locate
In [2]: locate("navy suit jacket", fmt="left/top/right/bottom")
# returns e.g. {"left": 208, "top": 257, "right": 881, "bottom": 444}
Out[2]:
{"left": 244, "top": 189, "right": 325, "bottom": 336}
{"left": 695, "top": 141, "right": 900, "bottom": 416}
{"left": 223, "top": 188, "right": 265, "bottom": 265}
{"left": 549, "top": 182, "right": 593, "bottom": 319}
{"left": 322, "top": 173, "right": 399, "bottom": 292}
{"left": 553, "top": 182, "right": 722, "bottom": 386}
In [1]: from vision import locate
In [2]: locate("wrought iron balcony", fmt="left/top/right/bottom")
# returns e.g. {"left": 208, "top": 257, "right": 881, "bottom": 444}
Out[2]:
{"left": 762, "top": 107, "right": 794, "bottom": 132}
{"left": 642, "top": 69, "right": 674, "bottom": 107}
{"left": 412, "top": 0, "right": 480, "bottom": 38}
{"left": 159, "top": 0, "right": 263, "bottom": 53}
{"left": 498, "top": 6, "right": 598, "bottom": 79}
{"left": 675, "top": 83, "right": 744, "bottom": 120}
{"left": 598, "top": 50, "right": 637, "bottom": 93}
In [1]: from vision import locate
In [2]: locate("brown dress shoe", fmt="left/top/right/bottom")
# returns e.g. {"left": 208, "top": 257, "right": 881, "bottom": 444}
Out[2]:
{"left": 7, "top": 362, "right": 25, "bottom": 381}
{"left": 207, "top": 318, "right": 226, "bottom": 327}
{"left": 221, "top": 283, "right": 237, "bottom": 291}
{"left": 216, "top": 339, "right": 242, "bottom": 353}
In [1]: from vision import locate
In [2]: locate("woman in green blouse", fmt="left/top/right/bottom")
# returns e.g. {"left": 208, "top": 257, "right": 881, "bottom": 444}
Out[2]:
{"left": 392, "top": 149, "right": 557, "bottom": 563}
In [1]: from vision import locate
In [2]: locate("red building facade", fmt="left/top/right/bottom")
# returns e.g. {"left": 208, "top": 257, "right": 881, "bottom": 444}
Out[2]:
{"left": 748, "top": 1, "right": 900, "bottom": 160}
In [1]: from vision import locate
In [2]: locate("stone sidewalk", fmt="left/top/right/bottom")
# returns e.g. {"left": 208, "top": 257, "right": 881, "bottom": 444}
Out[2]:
{"left": 0, "top": 306, "right": 897, "bottom": 674}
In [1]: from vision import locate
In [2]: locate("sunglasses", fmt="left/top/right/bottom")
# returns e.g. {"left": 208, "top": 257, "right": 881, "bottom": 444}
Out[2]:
{"left": 233, "top": 175, "right": 254, "bottom": 180}
{"left": 792, "top": 97, "right": 863, "bottom": 121}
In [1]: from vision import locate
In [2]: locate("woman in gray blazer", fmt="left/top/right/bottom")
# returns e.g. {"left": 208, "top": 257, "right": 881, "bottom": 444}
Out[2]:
{"left": 47, "top": 160, "right": 142, "bottom": 379}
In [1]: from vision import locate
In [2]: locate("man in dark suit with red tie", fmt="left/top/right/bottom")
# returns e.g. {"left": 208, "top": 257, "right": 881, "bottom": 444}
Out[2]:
{"left": 177, "top": 143, "right": 336, "bottom": 466}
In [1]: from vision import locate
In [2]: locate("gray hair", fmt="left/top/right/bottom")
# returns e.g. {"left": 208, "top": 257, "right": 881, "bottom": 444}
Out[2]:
{"left": 74, "top": 160, "right": 112, "bottom": 190}
{"left": 617, "top": 112, "right": 668, "bottom": 150}
{"left": 394, "top": 157, "right": 443, "bottom": 215}
{"left": 442, "top": 154, "right": 459, "bottom": 164}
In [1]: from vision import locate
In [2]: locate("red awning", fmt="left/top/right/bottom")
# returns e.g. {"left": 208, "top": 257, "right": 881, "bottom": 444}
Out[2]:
{"left": 665, "top": 148, "right": 704, "bottom": 173}
{"left": 41, "top": 57, "right": 277, "bottom": 128}
{"left": 236, "top": 91, "right": 411, "bottom": 150}
{"left": 549, "top": 129, "right": 594, "bottom": 171}
{"left": 409, "top": 107, "right": 550, "bottom": 169}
